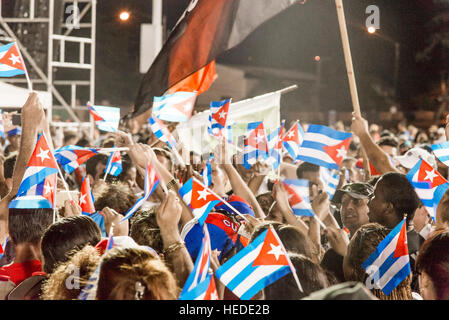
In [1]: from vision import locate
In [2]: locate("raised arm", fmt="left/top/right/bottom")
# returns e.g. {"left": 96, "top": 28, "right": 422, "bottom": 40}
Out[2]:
{"left": 351, "top": 112, "right": 398, "bottom": 174}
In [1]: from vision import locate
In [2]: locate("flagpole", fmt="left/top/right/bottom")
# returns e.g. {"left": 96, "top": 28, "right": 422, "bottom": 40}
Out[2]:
{"left": 192, "top": 177, "right": 250, "bottom": 223}
{"left": 56, "top": 165, "right": 73, "bottom": 202}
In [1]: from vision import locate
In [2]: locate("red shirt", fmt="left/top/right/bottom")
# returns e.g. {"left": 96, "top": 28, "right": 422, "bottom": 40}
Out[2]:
{"left": 0, "top": 260, "right": 42, "bottom": 285}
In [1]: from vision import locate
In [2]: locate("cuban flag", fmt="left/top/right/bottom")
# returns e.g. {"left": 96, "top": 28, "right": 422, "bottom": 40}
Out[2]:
{"left": 0, "top": 110, "right": 5, "bottom": 139}
{"left": 297, "top": 124, "right": 352, "bottom": 170}
{"left": 266, "top": 122, "right": 285, "bottom": 171}
{"left": 179, "top": 178, "right": 221, "bottom": 226}
{"left": 9, "top": 133, "right": 59, "bottom": 209}
{"left": 282, "top": 179, "right": 314, "bottom": 217}
{"left": 406, "top": 158, "right": 449, "bottom": 219}
{"left": 201, "top": 161, "right": 212, "bottom": 187}
{"left": 121, "top": 163, "right": 160, "bottom": 222}
{"left": 282, "top": 121, "right": 304, "bottom": 162}
{"left": 54, "top": 145, "right": 98, "bottom": 174}
{"left": 104, "top": 149, "right": 122, "bottom": 177}
{"left": 179, "top": 226, "right": 219, "bottom": 300}
{"left": 431, "top": 141, "right": 449, "bottom": 167}
{"left": 79, "top": 177, "right": 95, "bottom": 215}
{"left": 87, "top": 104, "right": 120, "bottom": 133}
{"left": 0, "top": 43, "right": 26, "bottom": 77}
{"left": 208, "top": 99, "right": 231, "bottom": 137}
{"left": 362, "top": 218, "right": 411, "bottom": 296}
{"left": 320, "top": 167, "right": 339, "bottom": 200}
{"left": 243, "top": 121, "right": 269, "bottom": 170}
{"left": 216, "top": 226, "right": 293, "bottom": 300}
{"left": 148, "top": 116, "right": 177, "bottom": 150}
{"left": 153, "top": 91, "right": 197, "bottom": 122}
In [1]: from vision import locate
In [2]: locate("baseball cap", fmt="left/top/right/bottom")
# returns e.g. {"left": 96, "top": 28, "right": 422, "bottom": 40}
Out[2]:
{"left": 394, "top": 147, "right": 436, "bottom": 170}
{"left": 332, "top": 182, "right": 374, "bottom": 204}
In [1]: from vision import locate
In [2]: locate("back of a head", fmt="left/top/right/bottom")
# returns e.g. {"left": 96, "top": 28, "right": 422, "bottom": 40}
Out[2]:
{"left": 416, "top": 228, "right": 449, "bottom": 300}
{"left": 94, "top": 182, "right": 138, "bottom": 215}
{"left": 41, "top": 215, "right": 102, "bottom": 274}
{"left": 378, "top": 172, "right": 420, "bottom": 224}
{"left": 345, "top": 223, "right": 412, "bottom": 300}
{"left": 41, "top": 245, "right": 101, "bottom": 300}
{"left": 264, "top": 253, "right": 330, "bottom": 300}
{"left": 8, "top": 208, "right": 53, "bottom": 246}
{"left": 296, "top": 162, "right": 320, "bottom": 179}
{"left": 96, "top": 247, "right": 178, "bottom": 300}
{"left": 378, "top": 136, "right": 399, "bottom": 148}
{"left": 129, "top": 208, "right": 163, "bottom": 253}
{"left": 85, "top": 154, "right": 108, "bottom": 178}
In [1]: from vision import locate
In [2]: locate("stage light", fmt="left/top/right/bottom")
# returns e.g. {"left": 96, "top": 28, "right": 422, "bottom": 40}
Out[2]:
{"left": 119, "top": 11, "right": 130, "bottom": 21}
{"left": 367, "top": 26, "right": 376, "bottom": 34}
{"left": 314, "top": 56, "right": 321, "bottom": 62}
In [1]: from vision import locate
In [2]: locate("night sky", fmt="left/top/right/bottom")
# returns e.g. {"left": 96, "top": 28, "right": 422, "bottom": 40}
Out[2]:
{"left": 94, "top": 0, "right": 435, "bottom": 118}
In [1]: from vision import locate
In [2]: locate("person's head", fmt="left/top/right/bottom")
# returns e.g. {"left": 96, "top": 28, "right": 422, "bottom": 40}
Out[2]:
{"left": 41, "top": 245, "right": 101, "bottom": 300}
{"left": 129, "top": 208, "right": 163, "bottom": 254}
{"left": 94, "top": 182, "right": 138, "bottom": 216}
{"left": 85, "top": 154, "right": 108, "bottom": 186}
{"left": 332, "top": 183, "right": 373, "bottom": 235}
{"left": 378, "top": 136, "right": 398, "bottom": 158}
{"left": 41, "top": 216, "right": 102, "bottom": 274}
{"left": 416, "top": 228, "right": 449, "bottom": 300}
{"left": 256, "top": 192, "right": 275, "bottom": 216}
{"left": 296, "top": 162, "right": 323, "bottom": 191}
{"left": 3, "top": 152, "right": 17, "bottom": 190}
{"left": 394, "top": 147, "right": 437, "bottom": 173}
{"left": 8, "top": 208, "right": 53, "bottom": 249}
{"left": 436, "top": 189, "right": 449, "bottom": 228}
{"left": 115, "top": 154, "right": 137, "bottom": 188}
{"left": 6, "top": 127, "right": 21, "bottom": 150}
{"left": 262, "top": 253, "right": 331, "bottom": 300}
{"left": 96, "top": 247, "right": 179, "bottom": 300}
{"left": 210, "top": 160, "right": 229, "bottom": 197}
{"left": 343, "top": 223, "right": 413, "bottom": 300}
{"left": 63, "top": 131, "right": 78, "bottom": 146}
{"left": 367, "top": 172, "right": 420, "bottom": 229}
{"left": 341, "top": 157, "right": 363, "bottom": 183}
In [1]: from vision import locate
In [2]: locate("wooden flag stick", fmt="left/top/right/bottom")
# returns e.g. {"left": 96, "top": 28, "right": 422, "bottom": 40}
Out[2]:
{"left": 335, "top": 0, "right": 370, "bottom": 180}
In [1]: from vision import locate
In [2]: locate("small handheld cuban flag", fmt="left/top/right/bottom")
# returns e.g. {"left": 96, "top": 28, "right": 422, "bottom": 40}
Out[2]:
{"left": 208, "top": 98, "right": 231, "bottom": 137}
{"left": 87, "top": 104, "right": 120, "bottom": 132}
{"left": 243, "top": 121, "right": 269, "bottom": 170}
{"left": 362, "top": 218, "right": 411, "bottom": 296}
{"left": 54, "top": 145, "right": 98, "bottom": 174}
{"left": 297, "top": 124, "right": 352, "bottom": 170}
{"left": 282, "top": 179, "right": 314, "bottom": 217}
{"left": 79, "top": 177, "right": 95, "bottom": 215}
{"left": 201, "top": 161, "right": 212, "bottom": 187}
{"left": 0, "top": 43, "right": 26, "bottom": 77}
{"left": 121, "top": 163, "right": 160, "bottom": 222}
{"left": 104, "top": 149, "right": 122, "bottom": 177}
{"left": 406, "top": 158, "right": 449, "bottom": 220}
{"left": 282, "top": 121, "right": 304, "bottom": 163}
{"left": 9, "top": 133, "right": 59, "bottom": 209}
{"left": 320, "top": 167, "right": 339, "bottom": 200}
{"left": 179, "top": 226, "right": 219, "bottom": 300}
{"left": 216, "top": 226, "right": 299, "bottom": 300}
{"left": 431, "top": 141, "right": 449, "bottom": 167}
{"left": 266, "top": 121, "right": 285, "bottom": 171}
{"left": 179, "top": 178, "right": 221, "bottom": 226}
{"left": 148, "top": 116, "right": 177, "bottom": 150}
{"left": 153, "top": 91, "right": 197, "bottom": 122}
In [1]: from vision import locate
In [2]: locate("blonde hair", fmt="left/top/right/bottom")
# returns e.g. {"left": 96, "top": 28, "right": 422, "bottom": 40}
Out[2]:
{"left": 96, "top": 247, "right": 179, "bottom": 300}
{"left": 41, "top": 245, "right": 101, "bottom": 300}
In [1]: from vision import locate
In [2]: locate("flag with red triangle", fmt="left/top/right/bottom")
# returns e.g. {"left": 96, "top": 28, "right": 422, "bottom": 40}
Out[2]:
{"left": 9, "top": 133, "right": 59, "bottom": 209}
{"left": 282, "top": 121, "right": 304, "bottom": 162}
{"left": 208, "top": 98, "right": 231, "bottom": 137}
{"left": 153, "top": 91, "right": 197, "bottom": 122}
{"left": 243, "top": 121, "right": 269, "bottom": 170}
{"left": 0, "top": 43, "right": 26, "bottom": 77}
{"left": 80, "top": 177, "right": 95, "bottom": 215}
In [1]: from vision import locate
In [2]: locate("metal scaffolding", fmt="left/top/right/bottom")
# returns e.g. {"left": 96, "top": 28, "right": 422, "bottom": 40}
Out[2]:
{"left": 0, "top": 0, "right": 97, "bottom": 127}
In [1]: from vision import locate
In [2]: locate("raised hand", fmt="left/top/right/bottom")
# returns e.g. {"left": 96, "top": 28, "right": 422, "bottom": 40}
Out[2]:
{"left": 324, "top": 226, "right": 349, "bottom": 256}
{"left": 102, "top": 207, "right": 129, "bottom": 237}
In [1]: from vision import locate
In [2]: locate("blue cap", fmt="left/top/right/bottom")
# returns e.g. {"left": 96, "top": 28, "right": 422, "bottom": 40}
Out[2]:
{"left": 7, "top": 127, "right": 21, "bottom": 137}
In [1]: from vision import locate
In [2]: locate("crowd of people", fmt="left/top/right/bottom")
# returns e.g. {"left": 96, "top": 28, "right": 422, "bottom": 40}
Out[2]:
{"left": 0, "top": 92, "right": 448, "bottom": 301}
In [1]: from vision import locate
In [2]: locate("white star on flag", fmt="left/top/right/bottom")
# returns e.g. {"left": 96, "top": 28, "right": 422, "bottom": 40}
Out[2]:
{"left": 254, "top": 135, "right": 265, "bottom": 143}
{"left": 288, "top": 130, "right": 295, "bottom": 138}
{"left": 44, "top": 182, "right": 53, "bottom": 195}
{"left": 36, "top": 148, "right": 51, "bottom": 163}
{"left": 184, "top": 103, "right": 193, "bottom": 112}
{"left": 218, "top": 110, "right": 227, "bottom": 119}
{"left": 424, "top": 169, "right": 438, "bottom": 183}
{"left": 9, "top": 53, "right": 20, "bottom": 65}
{"left": 336, "top": 146, "right": 347, "bottom": 159}
{"left": 79, "top": 193, "right": 87, "bottom": 205}
{"left": 197, "top": 188, "right": 210, "bottom": 201}
{"left": 267, "top": 243, "right": 285, "bottom": 261}
{"left": 210, "top": 291, "right": 218, "bottom": 300}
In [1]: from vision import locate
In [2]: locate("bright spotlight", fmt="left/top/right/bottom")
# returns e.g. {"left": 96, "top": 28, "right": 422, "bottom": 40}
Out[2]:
{"left": 367, "top": 26, "right": 376, "bottom": 34}
{"left": 119, "top": 11, "right": 130, "bottom": 21}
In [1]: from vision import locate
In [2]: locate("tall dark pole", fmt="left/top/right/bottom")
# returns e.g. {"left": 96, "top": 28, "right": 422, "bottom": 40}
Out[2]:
{"left": 394, "top": 42, "right": 400, "bottom": 98}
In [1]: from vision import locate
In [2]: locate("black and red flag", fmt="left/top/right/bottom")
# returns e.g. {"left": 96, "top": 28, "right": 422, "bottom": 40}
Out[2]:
{"left": 133, "top": 0, "right": 300, "bottom": 117}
